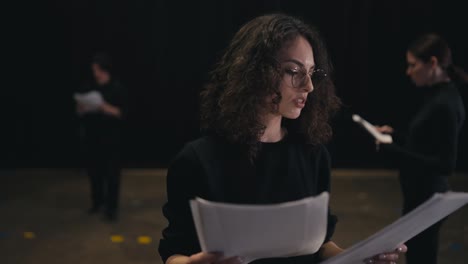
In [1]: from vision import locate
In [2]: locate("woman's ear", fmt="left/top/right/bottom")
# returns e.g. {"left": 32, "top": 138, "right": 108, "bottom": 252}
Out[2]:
{"left": 268, "top": 92, "right": 281, "bottom": 113}
{"left": 429, "top": 56, "right": 439, "bottom": 69}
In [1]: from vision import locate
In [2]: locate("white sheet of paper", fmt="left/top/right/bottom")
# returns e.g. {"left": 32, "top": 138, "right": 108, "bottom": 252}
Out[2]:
{"left": 352, "top": 114, "right": 393, "bottom": 144}
{"left": 321, "top": 191, "right": 468, "bottom": 264}
{"left": 74, "top": 91, "right": 104, "bottom": 112}
{"left": 190, "top": 192, "right": 329, "bottom": 263}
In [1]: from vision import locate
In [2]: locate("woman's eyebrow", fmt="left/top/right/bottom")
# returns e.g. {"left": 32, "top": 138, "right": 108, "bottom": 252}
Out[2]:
{"left": 283, "top": 59, "right": 315, "bottom": 69}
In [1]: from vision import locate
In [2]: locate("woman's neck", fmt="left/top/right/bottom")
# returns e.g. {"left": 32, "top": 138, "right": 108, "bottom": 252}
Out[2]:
{"left": 430, "top": 67, "right": 451, "bottom": 86}
{"left": 259, "top": 114, "right": 285, "bottom": 143}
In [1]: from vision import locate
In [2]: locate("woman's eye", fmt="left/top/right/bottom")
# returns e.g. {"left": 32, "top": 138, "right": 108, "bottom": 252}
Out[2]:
{"left": 285, "top": 69, "right": 299, "bottom": 75}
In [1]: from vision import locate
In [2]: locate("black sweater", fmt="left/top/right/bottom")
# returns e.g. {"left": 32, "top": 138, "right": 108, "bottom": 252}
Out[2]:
{"left": 79, "top": 79, "right": 127, "bottom": 144}
{"left": 382, "top": 82, "right": 465, "bottom": 210}
{"left": 158, "top": 135, "right": 337, "bottom": 264}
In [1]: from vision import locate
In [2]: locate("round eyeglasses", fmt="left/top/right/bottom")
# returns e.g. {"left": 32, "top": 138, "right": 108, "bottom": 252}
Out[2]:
{"left": 273, "top": 59, "right": 328, "bottom": 88}
{"left": 284, "top": 67, "right": 328, "bottom": 88}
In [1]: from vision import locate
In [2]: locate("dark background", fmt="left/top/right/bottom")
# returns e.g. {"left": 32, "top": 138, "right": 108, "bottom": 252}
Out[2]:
{"left": 5, "top": 0, "right": 468, "bottom": 169}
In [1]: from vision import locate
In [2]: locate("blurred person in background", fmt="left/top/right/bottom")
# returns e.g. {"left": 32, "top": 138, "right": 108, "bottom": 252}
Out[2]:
{"left": 376, "top": 33, "right": 466, "bottom": 264}
{"left": 76, "top": 52, "right": 127, "bottom": 222}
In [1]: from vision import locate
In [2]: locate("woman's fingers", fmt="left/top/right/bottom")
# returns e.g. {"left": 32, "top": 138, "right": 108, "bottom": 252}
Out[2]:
{"left": 188, "top": 253, "right": 245, "bottom": 264}
{"left": 364, "top": 261, "right": 398, "bottom": 264}
{"left": 218, "top": 256, "right": 244, "bottom": 264}
{"left": 382, "top": 125, "right": 394, "bottom": 133}
{"left": 363, "top": 244, "right": 407, "bottom": 264}
{"left": 375, "top": 125, "right": 394, "bottom": 134}
{"left": 378, "top": 253, "right": 399, "bottom": 261}
{"left": 364, "top": 254, "right": 399, "bottom": 263}
{"left": 188, "top": 252, "right": 222, "bottom": 264}
{"left": 395, "top": 244, "right": 408, "bottom": 253}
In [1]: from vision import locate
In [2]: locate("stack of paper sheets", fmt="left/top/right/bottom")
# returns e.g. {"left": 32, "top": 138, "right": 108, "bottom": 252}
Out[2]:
{"left": 321, "top": 191, "right": 468, "bottom": 264}
{"left": 352, "top": 114, "right": 393, "bottom": 144}
{"left": 74, "top": 91, "right": 104, "bottom": 112}
{"left": 190, "top": 192, "right": 329, "bottom": 263}
{"left": 191, "top": 191, "right": 468, "bottom": 264}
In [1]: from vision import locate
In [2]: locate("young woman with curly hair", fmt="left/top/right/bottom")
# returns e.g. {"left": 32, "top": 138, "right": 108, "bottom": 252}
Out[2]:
{"left": 159, "top": 14, "right": 407, "bottom": 264}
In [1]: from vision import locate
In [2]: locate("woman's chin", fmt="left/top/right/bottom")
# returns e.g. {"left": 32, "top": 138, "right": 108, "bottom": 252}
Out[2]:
{"left": 282, "top": 110, "right": 302, "bottom": 119}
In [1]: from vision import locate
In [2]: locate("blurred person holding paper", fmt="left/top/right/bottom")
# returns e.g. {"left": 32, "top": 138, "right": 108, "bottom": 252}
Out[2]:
{"left": 158, "top": 14, "right": 406, "bottom": 264}
{"left": 375, "top": 33, "right": 466, "bottom": 264}
{"left": 75, "top": 52, "right": 127, "bottom": 222}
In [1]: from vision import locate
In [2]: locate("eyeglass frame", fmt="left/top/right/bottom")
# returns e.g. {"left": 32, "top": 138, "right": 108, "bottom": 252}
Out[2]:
{"left": 272, "top": 59, "right": 328, "bottom": 88}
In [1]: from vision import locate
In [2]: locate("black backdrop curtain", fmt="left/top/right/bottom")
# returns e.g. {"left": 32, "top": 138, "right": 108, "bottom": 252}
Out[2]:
{"left": 5, "top": 0, "right": 467, "bottom": 169}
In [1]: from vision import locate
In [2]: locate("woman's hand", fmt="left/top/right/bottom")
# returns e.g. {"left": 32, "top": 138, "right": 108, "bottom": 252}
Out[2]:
{"left": 187, "top": 252, "right": 243, "bottom": 264}
{"left": 374, "top": 125, "right": 394, "bottom": 151}
{"left": 99, "top": 101, "right": 122, "bottom": 118}
{"left": 167, "top": 252, "right": 244, "bottom": 264}
{"left": 363, "top": 244, "right": 407, "bottom": 264}
{"left": 375, "top": 125, "right": 394, "bottom": 134}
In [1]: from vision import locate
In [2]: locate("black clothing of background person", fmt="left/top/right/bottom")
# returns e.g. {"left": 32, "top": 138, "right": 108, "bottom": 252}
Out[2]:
{"left": 382, "top": 82, "right": 464, "bottom": 208}
{"left": 78, "top": 79, "right": 127, "bottom": 220}
{"left": 381, "top": 81, "right": 465, "bottom": 263}
{"left": 158, "top": 134, "right": 338, "bottom": 264}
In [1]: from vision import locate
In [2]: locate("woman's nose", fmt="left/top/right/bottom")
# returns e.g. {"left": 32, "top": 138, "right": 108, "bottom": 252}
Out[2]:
{"left": 303, "top": 77, "right": 314, "bottom": 93}
{"left": 406, "top": 67, "right": 412, "bottom": 76}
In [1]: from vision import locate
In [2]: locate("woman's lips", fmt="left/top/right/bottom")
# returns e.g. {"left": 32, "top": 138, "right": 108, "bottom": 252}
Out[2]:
{"left": 294, "top": 98, "right": 306, "bottom": 108}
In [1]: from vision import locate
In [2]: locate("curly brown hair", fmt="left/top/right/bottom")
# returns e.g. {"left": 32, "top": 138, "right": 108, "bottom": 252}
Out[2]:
{"left": 200, "top": 14, "right": 341, "bottom": 158}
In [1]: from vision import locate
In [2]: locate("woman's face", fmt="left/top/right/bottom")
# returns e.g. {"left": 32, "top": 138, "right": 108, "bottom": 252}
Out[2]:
{"left": 274, "top": 36, "right": 315, "bottom": 119}
{"left": 92, "top": 63, "right": 110, "bottom": 85}
{"left": 406, "top": 51, "right": 433, "bottom": 87}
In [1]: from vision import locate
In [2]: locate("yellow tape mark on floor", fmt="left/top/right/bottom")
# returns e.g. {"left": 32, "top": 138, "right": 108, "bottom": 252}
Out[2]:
{"left": 110, "top": 235, "right": 124, "bottom": 243}
{"left": 24, "top": 232, "right": 36, "bottom": 239}
{"left": 137, "top": 236, "right": 152, "bottom": 244}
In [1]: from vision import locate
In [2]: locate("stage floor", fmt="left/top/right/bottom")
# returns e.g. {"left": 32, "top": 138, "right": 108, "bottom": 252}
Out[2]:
{"left": 1, "top": 169, "right": 467, "bottom": 264}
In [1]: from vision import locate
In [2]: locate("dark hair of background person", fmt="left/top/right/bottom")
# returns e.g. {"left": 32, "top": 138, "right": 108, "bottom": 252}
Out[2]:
{"left": 408, "top": 33, "right": 468, "bottom": 85}
{"left": 200, "top": 14, "right": 341, "bottom": 159}
{"left": 91, "top": 52, "right": 113, "bottom": 73}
